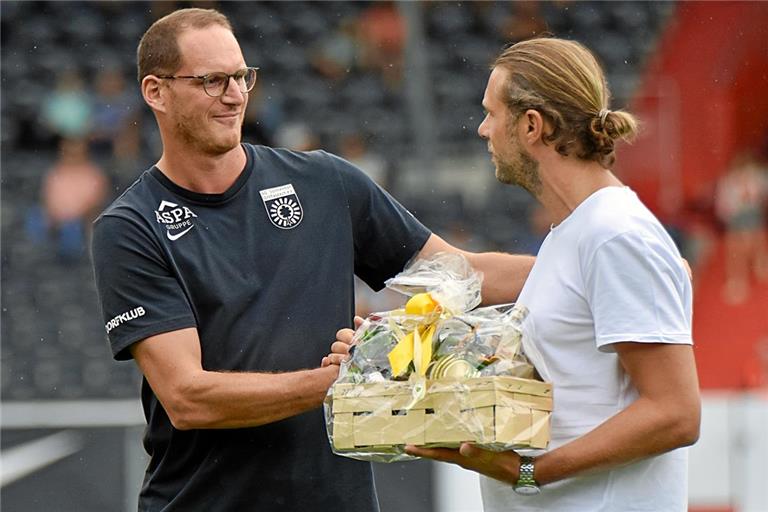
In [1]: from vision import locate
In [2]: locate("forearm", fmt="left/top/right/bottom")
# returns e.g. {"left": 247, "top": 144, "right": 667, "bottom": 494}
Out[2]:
{"left": 169, "top": 365, "right": 338, "bottom": 430}
{"left": 132, "top": 328, "right": 342, "bottom": 430}
{"left": 465, "top": 252, "right": 535, "bottom": 305}
{"left": 405, "top": 392, "right": 699, "bottom": 488}
{"left": 417, "top": 234, "right": 535, "bottom": 304}
{"left": 534, "top": 395, "right": 699, "bottom": 485}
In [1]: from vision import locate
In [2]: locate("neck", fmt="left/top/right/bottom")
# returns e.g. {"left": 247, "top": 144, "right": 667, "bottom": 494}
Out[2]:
{"left": 156, "top": 138, "right": 246, "bottom": 195}
{"left": 535, "top": 151, "right": 623, "bottom": 226}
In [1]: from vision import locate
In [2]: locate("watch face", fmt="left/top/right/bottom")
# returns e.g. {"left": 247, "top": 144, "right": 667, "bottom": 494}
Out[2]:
{"left": 513, "top": 484, "right": 541, "bottom": 496}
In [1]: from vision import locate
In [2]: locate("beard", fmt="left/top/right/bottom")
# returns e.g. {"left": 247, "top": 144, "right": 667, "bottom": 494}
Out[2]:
{"left": 173, "top": 107, "right": 242, "bottom": 156}
{"left": 494, "top": 141, "right": 542, "bottom": 197}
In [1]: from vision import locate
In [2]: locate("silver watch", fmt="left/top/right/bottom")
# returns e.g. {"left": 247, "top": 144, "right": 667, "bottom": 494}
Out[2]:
{"left": 513, "top": 456, "right": 541, "bottom": 496}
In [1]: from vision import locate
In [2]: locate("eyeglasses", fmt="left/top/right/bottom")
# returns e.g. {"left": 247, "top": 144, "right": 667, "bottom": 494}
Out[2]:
{"left": 157, "top": 67, "right": 259, "bottom": 97}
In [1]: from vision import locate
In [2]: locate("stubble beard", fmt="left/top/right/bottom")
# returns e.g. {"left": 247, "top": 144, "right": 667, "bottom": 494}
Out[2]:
{"left": 174, "top": 110, "right": 241, "bottom": 156}
{"left": 494, "top": 145, "right": 542, "bottom": 197}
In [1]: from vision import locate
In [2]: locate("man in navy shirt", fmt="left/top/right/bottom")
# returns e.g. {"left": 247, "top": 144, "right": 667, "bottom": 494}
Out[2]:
{"left": 91, "top": 8, "right": 534, "bottom": 511}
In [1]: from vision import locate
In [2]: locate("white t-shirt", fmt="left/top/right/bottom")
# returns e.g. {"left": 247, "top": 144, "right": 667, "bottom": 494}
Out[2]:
{"left": 482, "top": 186, "right": 693, "bottom": 512}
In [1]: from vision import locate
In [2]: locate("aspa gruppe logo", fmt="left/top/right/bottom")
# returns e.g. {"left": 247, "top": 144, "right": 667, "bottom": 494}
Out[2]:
{"left": 259, "top": 184, "right": 303, "bottom": 229}
{"left": 154, "top": 200, "right": 198, "bottom": 241}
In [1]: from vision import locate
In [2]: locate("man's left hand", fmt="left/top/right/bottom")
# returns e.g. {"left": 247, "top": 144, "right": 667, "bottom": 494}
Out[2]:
{"left": 321, "top": 316, "right": 364, "bottom": 367}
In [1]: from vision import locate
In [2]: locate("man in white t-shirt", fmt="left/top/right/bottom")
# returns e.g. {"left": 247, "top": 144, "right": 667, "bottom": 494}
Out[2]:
{"left": 405, "top": 38, "right": 701, "bottom": 511}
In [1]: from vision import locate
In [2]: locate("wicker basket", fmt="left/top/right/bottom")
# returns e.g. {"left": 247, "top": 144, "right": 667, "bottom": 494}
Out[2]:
{"left": 330, "top": 376, "right": 552, "bottom": 453}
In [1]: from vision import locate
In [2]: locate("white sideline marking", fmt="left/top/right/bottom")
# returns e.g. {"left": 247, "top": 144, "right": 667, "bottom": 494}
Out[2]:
{"left": 0, "top": 431, "right": 84, "bottom": 487}
{"left": 1, "top": 400, "right": 144, "bottom": 428}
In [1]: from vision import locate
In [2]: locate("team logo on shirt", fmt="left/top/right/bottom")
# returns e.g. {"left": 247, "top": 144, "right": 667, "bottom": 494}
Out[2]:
{"left": 259, "top": 184, "right": 303, "bottom": 230}
{"left": 154, "top": 200, "right": 198, "bottom": 241}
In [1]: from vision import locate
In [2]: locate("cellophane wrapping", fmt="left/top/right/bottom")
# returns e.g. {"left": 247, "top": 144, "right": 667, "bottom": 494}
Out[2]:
{"left": 324, "top": 253, "right": 552, "bottom": 462}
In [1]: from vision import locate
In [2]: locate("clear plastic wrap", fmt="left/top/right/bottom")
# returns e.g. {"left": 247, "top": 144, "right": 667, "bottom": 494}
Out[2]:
{"left": 324, "top": 253, "right": 552, "bottom": 462}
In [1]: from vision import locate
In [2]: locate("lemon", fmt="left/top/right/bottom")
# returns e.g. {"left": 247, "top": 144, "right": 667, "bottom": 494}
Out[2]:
{"left": 405, "top": 293, "right": 440, "bottom": 316}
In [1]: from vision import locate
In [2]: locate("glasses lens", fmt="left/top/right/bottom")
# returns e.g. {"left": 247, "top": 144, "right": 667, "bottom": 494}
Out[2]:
{"left": 243, "top": 68, "right": 258, "bottom": 92}
{"left": 203, "top": 73, "right": 229, "bottom": 97}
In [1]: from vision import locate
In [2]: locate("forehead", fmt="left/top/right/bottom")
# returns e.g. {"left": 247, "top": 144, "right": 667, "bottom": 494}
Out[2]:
{"left": 176, "top": 25, "right": 245, "bottom": 72}
{"left": 483, "top": 67, "right": 508, "bottom": 107}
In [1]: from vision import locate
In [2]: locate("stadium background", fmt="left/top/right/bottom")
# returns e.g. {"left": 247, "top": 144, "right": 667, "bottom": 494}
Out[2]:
{"left": 1, "top": 1, "right": 766, "bottom": 510}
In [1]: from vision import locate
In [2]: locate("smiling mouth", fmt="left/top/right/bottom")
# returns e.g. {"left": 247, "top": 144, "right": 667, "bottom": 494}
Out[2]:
{"left": 212, "top": 113, "right": 242, "bottom": 125}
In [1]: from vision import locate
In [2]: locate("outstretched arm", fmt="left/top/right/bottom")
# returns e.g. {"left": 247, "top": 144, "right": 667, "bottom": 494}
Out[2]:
{"left": 417, "top": 233, "right": 535, "bottom": 304}
{"left": 132, "top": 327, "right": 339, "bottom": 430}
{"left": 321, "top": 235, "right": 536, "bottom": 366}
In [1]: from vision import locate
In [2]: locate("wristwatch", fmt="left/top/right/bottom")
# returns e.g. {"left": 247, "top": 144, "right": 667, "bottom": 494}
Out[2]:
{"left": 513, "top": 456, "right": 540, "bottom": 496}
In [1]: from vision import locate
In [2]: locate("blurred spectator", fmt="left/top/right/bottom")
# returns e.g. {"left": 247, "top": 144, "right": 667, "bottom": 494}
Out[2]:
{"left": 41, "top": 69, "right": 93, "bottom": 140}
{"left": 669, "top": 197, "right": 717, "bottom": 276}
{"left": 742, "top": 337, "right": 768, "bottom": 389}
{"left": 310, "top": 17, "right": 360, "bottom": 83}
{"left": 338, "top": 132, "right": 388, "bottom": 186}
{"left": 497, "top": 1, "right": 548, "bottom": 42}
{"left": 25, "top": 138, "right": 108, "bottom": 262}
{"left": 516, "top": 202, "right": 554, "bottom": 255}
{"left": 357, "top": 1, "right": 405, "bottom": 89}
{"left": 242, "top": 79, "right": 283, "bottom": 147}
{"left": 90, "top": 67, "right": 142, "bottom": 161}
{"left": 715, "top": 151, "right": 768, "bottom": 304}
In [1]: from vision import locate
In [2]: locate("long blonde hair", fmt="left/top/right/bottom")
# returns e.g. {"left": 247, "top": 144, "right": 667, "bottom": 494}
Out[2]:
{"left": 493, "top": 37, "right": 638, "bottom": 169}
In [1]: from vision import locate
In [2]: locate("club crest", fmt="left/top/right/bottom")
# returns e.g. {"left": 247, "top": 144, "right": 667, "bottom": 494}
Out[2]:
{"left": 259, "top": 184, "right": 304, "bottom": 230}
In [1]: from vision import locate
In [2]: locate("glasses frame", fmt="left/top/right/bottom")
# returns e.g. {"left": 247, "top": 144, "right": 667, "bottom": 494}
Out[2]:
{"left": 156, "top": 67, "right": 259, "bottom": 97}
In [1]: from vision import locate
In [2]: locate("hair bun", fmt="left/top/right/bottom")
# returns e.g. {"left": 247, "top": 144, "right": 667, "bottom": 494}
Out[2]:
{"left": 598, "top": 109, "right": 611, "bottom": 129}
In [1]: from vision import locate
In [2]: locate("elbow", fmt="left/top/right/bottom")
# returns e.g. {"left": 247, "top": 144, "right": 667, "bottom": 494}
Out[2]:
{"left": 167, "top": 407, "right": 197, "bottom": 431}
{"left": 165, "top": 396, "right": 199, "bottom": 431}
{"left": 163, "top": 376, "right": 211, "bottom": 431}
{"left": 670, "top": 405, "right": 701, "bottom": 448}
{"left": 678, "top": 417, "right": 701, "bottom": 447}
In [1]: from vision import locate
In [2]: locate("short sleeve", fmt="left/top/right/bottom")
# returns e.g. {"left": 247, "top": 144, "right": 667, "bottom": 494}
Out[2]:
{"left": 329, "top": 153, "right": 431, "bottom": 290}
{"left": 583, "top": 231, "right": 693, "bottom": 352}
{"left": 91, "top": 214, "right": 197, "bottom": 360}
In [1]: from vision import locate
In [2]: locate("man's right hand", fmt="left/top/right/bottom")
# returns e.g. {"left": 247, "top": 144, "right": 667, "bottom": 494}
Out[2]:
{"left": 321, "top": 316, "right": 364, "bottom": 367}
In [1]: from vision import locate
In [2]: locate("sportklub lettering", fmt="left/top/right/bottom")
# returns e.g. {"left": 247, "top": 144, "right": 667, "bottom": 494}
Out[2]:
{"left": 105, "top": 306, "right": 146, "bottom": 333}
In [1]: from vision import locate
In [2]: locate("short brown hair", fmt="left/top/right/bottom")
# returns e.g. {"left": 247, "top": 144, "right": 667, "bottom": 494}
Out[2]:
{"left": 493, "top": 37, "right": 638, "bottom": 169}
{"left": 137, "top": 8, "right": 233, "bottom": 82}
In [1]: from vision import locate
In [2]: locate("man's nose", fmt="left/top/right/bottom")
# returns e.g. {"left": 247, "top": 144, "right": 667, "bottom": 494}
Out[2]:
{"left": 478, "top": 117, "right": 489, "bottom": 139}
{"left": 221, "top": 77, "right": 245, "bottom": 104}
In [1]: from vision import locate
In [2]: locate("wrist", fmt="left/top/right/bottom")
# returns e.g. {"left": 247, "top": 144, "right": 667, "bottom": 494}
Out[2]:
{"left": 319, "top": 363, "right": 340, "bottom": 383}
{"left": 513, "top": 455, "right": 540, "bottom": 496}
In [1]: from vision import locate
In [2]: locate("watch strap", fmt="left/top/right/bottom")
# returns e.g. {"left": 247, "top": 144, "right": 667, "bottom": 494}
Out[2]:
{"left": 517, "top": 456, "right": 537, "bottom": 486}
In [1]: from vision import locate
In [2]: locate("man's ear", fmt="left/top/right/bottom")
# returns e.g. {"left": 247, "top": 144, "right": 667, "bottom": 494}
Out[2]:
{"left": 522, "top": 109, "right": 545, "bottom": 146}
{"left": 142, "top": 75, "right": 167, "bottom": 114}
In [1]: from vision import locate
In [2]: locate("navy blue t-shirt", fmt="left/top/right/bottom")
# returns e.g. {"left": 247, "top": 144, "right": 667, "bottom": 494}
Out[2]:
{"left": 91, "top": 144, "right": 431, "bottom": 511}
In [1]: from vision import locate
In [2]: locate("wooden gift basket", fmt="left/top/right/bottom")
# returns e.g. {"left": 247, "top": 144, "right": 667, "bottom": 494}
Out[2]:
{"left": 330, "top": 376, "right": 552, "bottom": 457}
